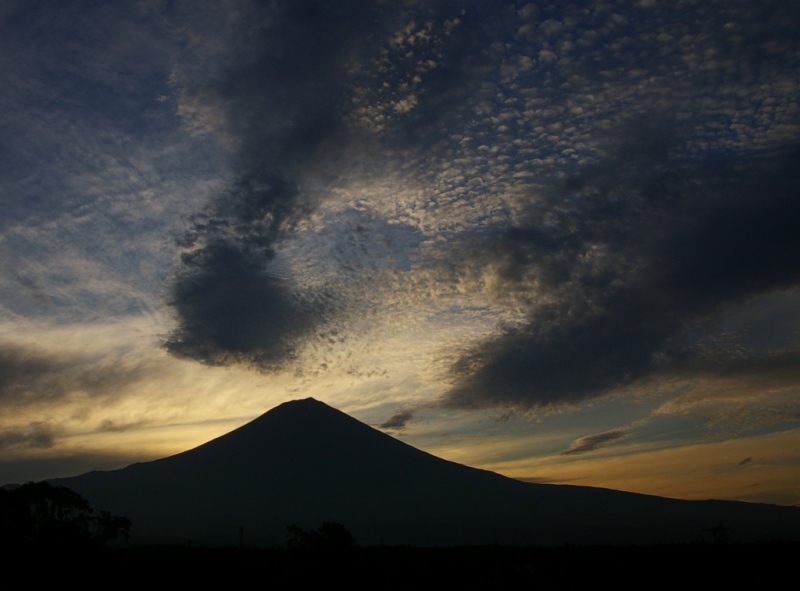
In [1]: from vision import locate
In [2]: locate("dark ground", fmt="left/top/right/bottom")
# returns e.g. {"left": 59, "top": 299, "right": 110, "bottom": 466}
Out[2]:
{"left": 22, "top": 541, "right": 797, "bottom": 587}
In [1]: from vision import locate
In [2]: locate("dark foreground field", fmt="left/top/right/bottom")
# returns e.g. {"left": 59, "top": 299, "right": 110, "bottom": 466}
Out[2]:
{"left": 24, "top": 541, "right": 797, "bottom": 587}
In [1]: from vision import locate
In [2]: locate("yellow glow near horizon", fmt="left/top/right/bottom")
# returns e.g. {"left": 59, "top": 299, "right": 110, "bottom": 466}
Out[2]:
{"left": 475, "top": 429, "right": 800, "bottom": 506}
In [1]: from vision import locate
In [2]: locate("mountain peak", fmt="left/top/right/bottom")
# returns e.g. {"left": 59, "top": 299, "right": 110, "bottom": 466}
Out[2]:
{"left": 267, "top": 396, "right": 335, "bottom": 415}
{"left": 278, "top": 396, "right": 324, "bottom": 407}
{"left": 241, "top": 397, "right": 369, "bottom": 439}
{"left": 252, "top": 397, "right": 346, "bottom": 422}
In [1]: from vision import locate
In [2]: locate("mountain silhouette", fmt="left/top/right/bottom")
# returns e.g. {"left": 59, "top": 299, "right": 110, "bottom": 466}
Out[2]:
{"left": 48, "top": 398, "right": 800, "bottom": 546}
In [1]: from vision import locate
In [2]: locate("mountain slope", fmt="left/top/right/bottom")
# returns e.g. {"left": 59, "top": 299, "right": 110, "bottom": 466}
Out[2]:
{"left": 50, "top": 398, "right": 800, "bottom": 547}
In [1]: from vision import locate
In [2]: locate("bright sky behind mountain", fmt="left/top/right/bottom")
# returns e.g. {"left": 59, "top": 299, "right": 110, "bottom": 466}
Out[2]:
{"left": 1, "top": 0, "right": 799, "bottom": 505}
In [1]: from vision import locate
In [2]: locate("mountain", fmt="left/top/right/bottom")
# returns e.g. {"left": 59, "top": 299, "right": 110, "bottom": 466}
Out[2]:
{"left": 49, "top": 398, "right": 800, "bottom": 547}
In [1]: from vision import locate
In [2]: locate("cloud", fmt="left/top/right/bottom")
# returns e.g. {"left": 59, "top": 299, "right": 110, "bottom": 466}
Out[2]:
{"left": 6, "top": 266, "right": 50, "bottom": 306}
{"left": 0, "top": 338, "right": 164, "bottom": 411}
{"left": 165, "top": 232, "right": 332, "bottom": 367}
{"left": 164, "top": 1, "right": 396, "bottom": 369}
{"left": 163, "top": 1, "right": 800, "bottom": 380}
{"left": 96, "top": 419, "right": 145, "bottom": 434}
{"left": 0, "top": 345, "right": 68, "bottom": 405}
{"left": 651, "top": 372, "right": 800, "bottom": 439}
{"left": 379, "top": 409, "right": 415, "bottom": 431}
{"left": 0, "top": 422, "right": 58, "bottom": 450}
{"left": 561, "top": 430, "right": 627, "bottom": 456}
{"left": 444, "top": 134, "right": 800, "bottom": 409}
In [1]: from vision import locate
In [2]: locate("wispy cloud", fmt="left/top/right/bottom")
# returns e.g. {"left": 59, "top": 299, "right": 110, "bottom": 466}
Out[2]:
{"left": 0, "top": 339, "right": 167, "bottom": 412}
{"left": 0, "top": 422, "right": 58, "bottom": 451}
{"left": 562, "top": 430, "right": 627, "bottom": 456}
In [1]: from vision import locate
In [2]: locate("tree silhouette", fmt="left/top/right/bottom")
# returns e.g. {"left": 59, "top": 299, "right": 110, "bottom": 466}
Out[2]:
{"left": 703, "top": 522, "right": 732, "bottom": 545}
{"left": 0, "top": 481, "right": 130, "bottom": 550}
{"left": 286, "top": 521, "right": 355, "bottom": 549}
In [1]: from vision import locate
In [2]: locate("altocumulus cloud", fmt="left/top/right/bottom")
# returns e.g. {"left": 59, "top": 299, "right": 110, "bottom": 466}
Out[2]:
{"left": 159, "top": 0, "right": 800, "bottom": 409}
{"left": 163, "top": 0, "right": 537, "bottom": 370}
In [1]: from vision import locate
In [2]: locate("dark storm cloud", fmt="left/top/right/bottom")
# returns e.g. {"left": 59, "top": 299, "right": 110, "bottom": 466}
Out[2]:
{"left": 561, "top": 430, "right": 626, "bottom": 456}
{"left": 165, "top": 229, "right": 330, "bottom": 367}
{"left": 165, "top": 0, "right": 394, "bottom": 368}
{"left": 379, "top": 409, "right": 415, "bottom": 431}
{"left": 446, "top": 138, "right": 800, "bottom": 409}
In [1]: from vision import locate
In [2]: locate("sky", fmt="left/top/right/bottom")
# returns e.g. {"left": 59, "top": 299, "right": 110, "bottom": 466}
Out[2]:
{"left": 1, "top": 0, "right": 799, "bottom": 506}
